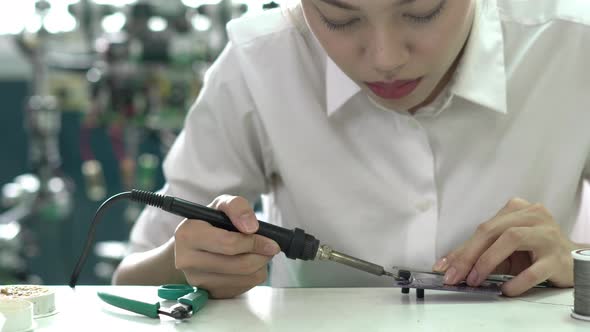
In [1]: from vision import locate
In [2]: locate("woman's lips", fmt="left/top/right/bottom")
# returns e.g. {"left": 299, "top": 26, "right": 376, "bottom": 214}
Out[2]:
{"left": 365, "top": 78, "right": 422, "bottom": 100}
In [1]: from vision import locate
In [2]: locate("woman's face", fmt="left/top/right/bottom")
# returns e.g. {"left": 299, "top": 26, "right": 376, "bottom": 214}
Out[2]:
{"left": 301, "top": 0, "right": 475, "bottom": 112}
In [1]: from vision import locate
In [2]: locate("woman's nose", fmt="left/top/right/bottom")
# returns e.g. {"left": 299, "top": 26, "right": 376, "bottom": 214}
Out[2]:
{"left": 370, "top": 27, "right": 410, "bottom": 78}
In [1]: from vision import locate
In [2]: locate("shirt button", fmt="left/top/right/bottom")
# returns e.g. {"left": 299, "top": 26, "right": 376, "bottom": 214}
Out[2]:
{"left": 416, "top": 200, "right": 434, "bottom": 212}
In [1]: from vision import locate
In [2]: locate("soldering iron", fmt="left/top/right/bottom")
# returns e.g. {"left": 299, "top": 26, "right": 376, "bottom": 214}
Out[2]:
{"left": 69, "top": 190, "right": 399, "bottom": 287}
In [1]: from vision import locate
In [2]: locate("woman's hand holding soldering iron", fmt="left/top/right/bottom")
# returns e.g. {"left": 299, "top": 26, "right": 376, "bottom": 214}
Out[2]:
{"left": 174, "top": 195, "right": 281, "bottom": 299}
{"left": 432, "top": 198, "right": 580, "bottom": 296}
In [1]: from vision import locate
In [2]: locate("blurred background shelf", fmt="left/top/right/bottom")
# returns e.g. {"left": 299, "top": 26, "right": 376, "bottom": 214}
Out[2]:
{"left": 0, "top": 0, "right": 281, "bottom": 285}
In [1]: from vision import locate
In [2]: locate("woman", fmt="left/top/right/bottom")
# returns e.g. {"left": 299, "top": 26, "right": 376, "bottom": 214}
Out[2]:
{"left": 113, "top": 0, "right": 590, "bottom": 298}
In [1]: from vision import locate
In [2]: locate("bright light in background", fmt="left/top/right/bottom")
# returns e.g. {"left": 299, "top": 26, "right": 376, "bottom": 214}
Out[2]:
{"left": 182, "top": 0, "right": 290, "bottom": 9}
{"left": 0, "top": 222, "right": 21, "bottom": 241}
{"left": 191, "top": 15, "right": 212, "bottom": 32}
{"left": 148, "top": 17, "right": 167, "bottom": 32}
{"left": 181, "top": 0, "right": 222, "bottom": 8}
{"left": 45, "top": 10, "right": 78, "bottom": 34}
{"left": 92, "top": 0, "right": 137, "bottom": 5}
{"left": 101, "top": 12, "right": 126, "bottom": 33}
{"left": 25, "top": 14, "right": 43, "bottom": 33}
{"left": 14, "top": 175, "right": 40, "bottom": 194}
{"left": 0, "top": 0, "right": 79, "bottom": 34}
{"left": 0, "top": 1, "right": 36, "bottom": 34}
{"left": 43, "top": 0, "right": 79, "bottom": 33}
{"left": 0, "top": 0, "right": 290, "bottom": 35}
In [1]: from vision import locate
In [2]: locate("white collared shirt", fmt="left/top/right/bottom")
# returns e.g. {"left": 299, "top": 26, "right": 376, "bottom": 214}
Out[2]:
{"left": 129, "top": 0, "right": 590, "bottom": 287}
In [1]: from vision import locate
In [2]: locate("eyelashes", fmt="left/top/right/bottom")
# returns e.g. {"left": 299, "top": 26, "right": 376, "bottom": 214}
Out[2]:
{"left": 319, "top": 15, "right": 359, "bottom": 32}
{"left": 404, "top": 0, "right": 447, "bottom": 24}
{"left": 319, "top": 0, "right": 447, "bottom": 32}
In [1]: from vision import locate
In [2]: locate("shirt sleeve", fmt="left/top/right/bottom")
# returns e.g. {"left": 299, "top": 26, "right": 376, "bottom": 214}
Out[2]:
{"left": 128, "top": 42, "right": 272, "bottom": 253}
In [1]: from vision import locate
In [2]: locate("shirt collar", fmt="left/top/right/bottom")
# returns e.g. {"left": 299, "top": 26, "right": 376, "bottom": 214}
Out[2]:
{"left": 295, "top": 6, "right": 361, "bottom": 116}
{"left": 323, "top": 0, "right": 507, "bottom": 116}
{"left": 326, "top": 58, "right": 361, "bottom": 116}
{"left": 451, "top": 0, "right": 508, "bottom": 114}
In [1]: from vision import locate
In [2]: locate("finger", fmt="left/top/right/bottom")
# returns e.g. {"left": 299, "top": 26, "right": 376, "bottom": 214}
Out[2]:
{"left": 175, "top": 249, "right": 272, "bottom": 275}
{"left": 430, "top": 199, "right": 531, "bottom": 273}
{"left": 211, "top": 195, "right": 259, "bottom": 234}
{"left": 435, "top": 253, "right": 510, "bottom": 274}
{"left": 185, "top": 266, "right": 269, "bottom": 299}
{"left": 432, "top": 257, "right": 450, "bottom": 273}
{"left": 466, "top": 227, "right": 533, "bottom": 287}
{"left": 501, "top": 259, "right": 552, "bottom": 297}
{"left": 444, "top": 208, "right": 550, "bottom": 285}
{"left": 175, "top": 219, "right": 280, "bottom": 256}
{"left": 496, "top": 198, "right": 531, "bottom": 216}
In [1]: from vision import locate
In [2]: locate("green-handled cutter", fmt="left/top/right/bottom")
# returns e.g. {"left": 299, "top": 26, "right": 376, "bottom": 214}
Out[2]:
{"left": 98, "top": 284, "right": 208, "bottom": 320}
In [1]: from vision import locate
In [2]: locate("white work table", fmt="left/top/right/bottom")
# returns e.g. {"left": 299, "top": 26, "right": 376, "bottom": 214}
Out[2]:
{"left": 32, "top": 286, "right": 586, "bottom": 331}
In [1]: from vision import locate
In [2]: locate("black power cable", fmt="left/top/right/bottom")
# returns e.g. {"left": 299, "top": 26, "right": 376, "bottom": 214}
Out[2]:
{"left": 69, "top": 191, "right": 132, "bottom": 287}
{"left": 69, "top": 190, "right": 320, "bottom": 288}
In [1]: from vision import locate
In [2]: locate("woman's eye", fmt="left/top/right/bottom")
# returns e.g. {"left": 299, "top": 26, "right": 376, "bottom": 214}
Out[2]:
{"left": 404, "top": 0, "right": 446, "bottom": 24}
{"left": 320, "top": 14, "right": 359, "bottom": 31}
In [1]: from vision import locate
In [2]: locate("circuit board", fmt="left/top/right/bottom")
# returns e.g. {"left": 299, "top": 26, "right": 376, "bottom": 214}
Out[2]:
{"left": 391, "top": 272, "right": 503, "bottom": 295}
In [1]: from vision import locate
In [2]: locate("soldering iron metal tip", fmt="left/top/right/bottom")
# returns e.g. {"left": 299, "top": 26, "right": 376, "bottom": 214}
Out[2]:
{"left": 383, "top": 270, "right": 409, "bottom": 282}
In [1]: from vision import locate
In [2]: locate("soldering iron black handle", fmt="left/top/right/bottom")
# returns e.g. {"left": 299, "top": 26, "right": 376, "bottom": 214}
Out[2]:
{"left": 130, "top": 190, "right": 320, "bottom": 260}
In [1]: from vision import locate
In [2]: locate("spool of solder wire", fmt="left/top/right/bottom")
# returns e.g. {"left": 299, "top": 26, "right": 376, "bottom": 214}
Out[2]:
{"left": 572, "top": 249, "right": 590, "bottom": 321}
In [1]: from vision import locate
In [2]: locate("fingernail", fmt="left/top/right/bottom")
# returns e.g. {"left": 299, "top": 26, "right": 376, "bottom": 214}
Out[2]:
{"left": 444, "top": 267, "right": 457, "bottom": 284}
{"left": 263, "top": 242, "right": 280, "bottom": 255}
{"left": 467, "top": 269, "right": 479, "bottom": 286}
{"left": 239, "top": 213, "right": 257, "bottom": 232}
{"left": 433, "top": 257, "right": 449, "bottom": 272}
